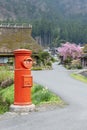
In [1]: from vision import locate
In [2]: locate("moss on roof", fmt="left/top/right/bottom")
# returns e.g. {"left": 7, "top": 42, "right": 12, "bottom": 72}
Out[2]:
{"left": 0, "top": 27, "right": 42, "bottom": 53}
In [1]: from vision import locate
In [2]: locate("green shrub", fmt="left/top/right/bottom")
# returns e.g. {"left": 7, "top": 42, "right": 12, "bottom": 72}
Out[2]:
{"left": 71, "top": 59, "right": 82, "bottom": 69}
{"left": 0, "top": 85, "right": 14, "bottom": 114}
{"left": 32, "top": 51, "right": 52, "bottom": 68}
{"left": 0, "top": 101, "right": 9, "bottom": 114}
{"left": 50, "top": 57, "right": 56, "bottom": 62}
{"left": 46, "top": 62, "right": 52, "bottom": 67}
{"left": 77, "top": 65, "right": 82, "bottom": 69}
{"left": 32, "top": 84, "right": 43, "bottom": 93}
{"left": 65, "top": 65, "right": 71, "bottom": 69}
{"left": 64, "top": 57, "right": 72, "bottom": 65}
{"left": 0, "top": 85, "right": 14, "bottom": 104}
{"left": 0, "top": 67, "right": 13, "bottom": 83}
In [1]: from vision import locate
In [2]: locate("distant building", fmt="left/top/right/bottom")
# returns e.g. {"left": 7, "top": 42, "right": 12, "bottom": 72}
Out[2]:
{"left": 81, "top": 53, "right": 87, "bottom": 68}
{"left": 0, "top": 46, "right": 13, "bottom": 65}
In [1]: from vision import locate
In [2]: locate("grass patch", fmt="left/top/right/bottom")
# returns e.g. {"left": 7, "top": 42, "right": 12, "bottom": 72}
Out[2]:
{"left": 0, "top": 84, "right": 64, "bottom": 114}
{"left": 32, "top": 67, "right": 43, "bottom": 71}
{"left": 71, "top": 73, "right": 87, "bottom": 83}
{"left": 0, "top": 68, "right": 13, "bottom": 83}
{"left": 0, "top": 85, "right": 14, "bottom": 104}
{"left": 32, "top": 84, "right": 63, "bottom": 105}
{"left": 0, "top": 85, "right": 14, "bottom": 114}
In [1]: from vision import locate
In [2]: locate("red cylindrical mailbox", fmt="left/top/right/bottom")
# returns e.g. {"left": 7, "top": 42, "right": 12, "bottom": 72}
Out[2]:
{"left": 14, "top": 49, "right": 33, "bottom": 105}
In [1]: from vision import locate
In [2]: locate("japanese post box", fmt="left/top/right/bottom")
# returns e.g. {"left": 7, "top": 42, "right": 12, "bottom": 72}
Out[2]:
{"left": 14, "top": 49, "right": 33, "bottom": 105}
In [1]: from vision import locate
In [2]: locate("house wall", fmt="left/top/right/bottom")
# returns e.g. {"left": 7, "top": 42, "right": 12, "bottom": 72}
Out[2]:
{"left": 0, "top": 57, "right": 8, "bottom": 64}
{"left": 81, "top": 57, "right": 87, "bottom": 68}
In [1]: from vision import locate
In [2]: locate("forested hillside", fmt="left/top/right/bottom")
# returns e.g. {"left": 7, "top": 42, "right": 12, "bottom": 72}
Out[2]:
{"left": 0, "top": 0, "right": 87, "bottom": 22}
{"left": 0, "top": 0, "right": 87, "bottom": 47}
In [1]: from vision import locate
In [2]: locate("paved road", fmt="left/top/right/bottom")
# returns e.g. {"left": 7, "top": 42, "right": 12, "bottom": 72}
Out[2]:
{"left": 0, "top": 63, "right": 87, "bottom": 130}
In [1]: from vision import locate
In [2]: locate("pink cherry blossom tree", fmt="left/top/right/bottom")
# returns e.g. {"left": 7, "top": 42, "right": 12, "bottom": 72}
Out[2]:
{"left": 58, "top": 42, "right": 82, "bottom": 63}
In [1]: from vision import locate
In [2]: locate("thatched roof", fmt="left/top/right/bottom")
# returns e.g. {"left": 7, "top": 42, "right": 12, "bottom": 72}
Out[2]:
{"left": 0, "top": 25, "right": 42, "bottom": 53}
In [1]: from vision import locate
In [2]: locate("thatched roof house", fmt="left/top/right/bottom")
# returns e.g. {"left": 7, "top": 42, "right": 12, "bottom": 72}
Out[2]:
{"left": 0, "top": 24, "right": 42, "bottom": 52}
{"left": 0, "top": 24, "right": 42, "bottom": 65}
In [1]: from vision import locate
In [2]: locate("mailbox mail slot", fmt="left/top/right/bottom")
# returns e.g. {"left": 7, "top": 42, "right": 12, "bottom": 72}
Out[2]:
{"left": 23, "top": 75, "right": 33, "bottom": 87}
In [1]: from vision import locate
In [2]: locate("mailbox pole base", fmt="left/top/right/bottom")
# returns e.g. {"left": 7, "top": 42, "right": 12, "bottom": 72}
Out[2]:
{"left": 10, "top": 104, "right": 35, "bottom": 113}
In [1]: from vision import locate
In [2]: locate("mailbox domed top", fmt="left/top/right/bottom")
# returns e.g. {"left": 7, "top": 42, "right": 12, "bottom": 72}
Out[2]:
{"left": 14, "top": 49, "right": 32, "bottom": 55}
